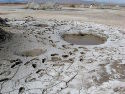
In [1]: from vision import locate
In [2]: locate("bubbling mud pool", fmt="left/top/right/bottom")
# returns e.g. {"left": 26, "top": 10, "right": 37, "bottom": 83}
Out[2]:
{"left": 62, "top": 34, "right": 107, "bottom": 45}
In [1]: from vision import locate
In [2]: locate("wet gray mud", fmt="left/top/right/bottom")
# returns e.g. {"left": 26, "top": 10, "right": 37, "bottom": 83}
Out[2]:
{"left": 62, "top": 34, "right": 106, "bottom": 45}
{"left": 16, "top": 49, "right": 46, "bottom": 57}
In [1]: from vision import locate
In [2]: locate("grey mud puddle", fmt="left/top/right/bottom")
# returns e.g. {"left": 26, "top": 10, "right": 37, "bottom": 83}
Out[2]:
{"left": 15, "top": 49, "right": 46, "bottom": 57}
{"left": 62, "top": 34, "right": 107, "bottom": 45}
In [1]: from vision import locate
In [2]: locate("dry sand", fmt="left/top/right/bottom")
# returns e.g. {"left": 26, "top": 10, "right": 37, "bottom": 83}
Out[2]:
{"left": 0, "top": 4, "right": 125, "bottom": 29}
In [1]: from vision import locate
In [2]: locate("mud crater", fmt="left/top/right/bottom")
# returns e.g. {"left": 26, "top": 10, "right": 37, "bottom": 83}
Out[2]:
{"left": 62, "top": 34, "right": 107, "bottom": 45}
{"left": 15, "top": 49, "right": 46, "bottom": 57}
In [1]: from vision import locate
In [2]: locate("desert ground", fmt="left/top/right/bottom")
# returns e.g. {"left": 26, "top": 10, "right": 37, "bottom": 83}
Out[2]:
{"left": 0, "top": 4, "right": 125, "bottom": 29}
{"left": 0, "top": 4, "right": 125, "bottom": 94}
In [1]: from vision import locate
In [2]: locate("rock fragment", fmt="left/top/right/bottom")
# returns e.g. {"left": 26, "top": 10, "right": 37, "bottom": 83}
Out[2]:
{"left": 11, "top": 59, "right": 23, "bottom": 68}
{"left": 18, "top": 87, "right": 25, "bottom": 94}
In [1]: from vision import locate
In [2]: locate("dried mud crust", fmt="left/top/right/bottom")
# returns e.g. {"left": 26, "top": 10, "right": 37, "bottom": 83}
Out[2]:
{"left": 0, "top": 18, "right": 125, "bottom": 94}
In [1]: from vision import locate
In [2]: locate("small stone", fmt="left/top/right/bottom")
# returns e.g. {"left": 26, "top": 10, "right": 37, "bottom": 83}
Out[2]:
{"left": 51, "top": 53, "right": 59, "bottom": 56}
{"left": 42, "top": 58, "right": 46, "bottom": 63}
{"left": 19, "top": 87, "right": 25, "bottom": 94}
{"left": 49, "top": 40, "right": 53, "bottom": 43}
{"left": 79, "top": 56, "right": 84, "bottom": 61}
{"left": 62, "top": 45, "right": 67, "bottom": 48}
{"left": 69, "top": 58, "right": 74, "bottom": 63}
{"left": 32, "top": 64, "right": 37, "bottom": 68}
{"left": 10, "top": 59, "right": 23, "bottom": 68}
{"left": 36, "top": 69, "right": 43, "bottom": 73}
{"left": 62, "top": 55, "right": 69, "bottom": 58}
{"left": 69, "top": 51, "right": 73, "bottom": 55}
{"left": 80, "top": 58, "right": 83, "bottom": 61}
{"left": 80, "top": 52, "right": 85, "bottom": 54}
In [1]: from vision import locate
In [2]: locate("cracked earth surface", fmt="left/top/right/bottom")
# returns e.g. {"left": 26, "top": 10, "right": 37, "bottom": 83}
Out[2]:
{"left": 0, "top": 17, "right": 125, "bottom": 94}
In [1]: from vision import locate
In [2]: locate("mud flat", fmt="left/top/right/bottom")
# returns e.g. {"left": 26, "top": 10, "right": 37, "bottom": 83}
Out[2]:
{"left": 0, "top": 17, "right": 124, "bottom": 94}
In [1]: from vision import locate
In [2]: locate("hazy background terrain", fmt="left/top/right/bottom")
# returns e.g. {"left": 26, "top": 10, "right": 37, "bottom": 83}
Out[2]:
{"left": 0, "top": 0, "right": 125, "bottom": 4}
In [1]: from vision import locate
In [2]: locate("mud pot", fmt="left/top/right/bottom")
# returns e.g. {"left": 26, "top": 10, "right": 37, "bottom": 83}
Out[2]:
{"left": 62, "top": 34, "right": 107, "bottom": 45}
